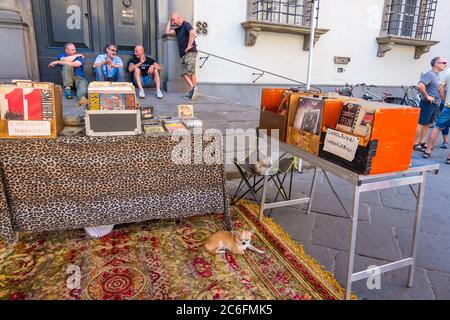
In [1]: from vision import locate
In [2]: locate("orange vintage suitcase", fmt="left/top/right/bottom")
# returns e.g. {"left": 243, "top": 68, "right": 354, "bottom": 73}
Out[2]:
{"left": 319, "top": 99, "right": 420, "bottom": 175}
{"left": 0, "top": 81, "right": 63, "bottom": 139}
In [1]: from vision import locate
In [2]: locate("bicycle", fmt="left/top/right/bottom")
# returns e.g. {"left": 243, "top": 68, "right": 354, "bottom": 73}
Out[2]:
{"left": 398, "top": 85, "right": 420, "bottom": 107}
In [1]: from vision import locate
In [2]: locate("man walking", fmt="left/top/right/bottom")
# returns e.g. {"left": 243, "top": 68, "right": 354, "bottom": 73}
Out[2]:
{"left": 423, "top": 65, "right": 450, "bottom": 165}
{"left": 48, "top": 43, "right": 89, "bottom": 106}
{"left": 165, "top": 13, "right": 199, "bottom": 101}
{"left": 128, "top": 45, "right": 164, "bottom": 99}
{"left": 413, "top": 57, "right": 447, "bottom": 151}
{"left": 93, "top": 44, "right": 125, "bottom": 82}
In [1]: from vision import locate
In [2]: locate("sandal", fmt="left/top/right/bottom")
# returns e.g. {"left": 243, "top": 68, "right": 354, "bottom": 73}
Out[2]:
{"left": 414, "top": 143, "right": 426, "bottom": 151}
{"left": 446, "top": 158, "right": 450, "bottom": 165}
{"left": 422, "top": 151, "right": 432, "bottom": 159}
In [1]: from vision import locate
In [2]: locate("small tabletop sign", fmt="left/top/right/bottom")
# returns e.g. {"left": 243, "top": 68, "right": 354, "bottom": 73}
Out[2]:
{"left": 323, "top": 128, "right": 360, "bottom": 162}
{"left": 8, "top": 120, "right": 52, "bottom": 137}
{"left": 178, "top": 105, "right": 194, "bottom": 119}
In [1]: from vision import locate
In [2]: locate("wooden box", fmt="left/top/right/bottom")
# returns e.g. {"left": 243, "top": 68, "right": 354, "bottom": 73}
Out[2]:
{"left": 318, "top": 100, "right": 420, "bottom": 175}
{"left": 88, "top": 82, "right": 137, "bottom": 111}
{"left": 259, "top": 88, "right": 319, "bottom": 142}
{"left": 0, "top": 81, "right": 63, "bottom": 139}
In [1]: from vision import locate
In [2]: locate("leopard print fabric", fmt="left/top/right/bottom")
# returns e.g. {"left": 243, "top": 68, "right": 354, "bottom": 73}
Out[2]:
{"left": 0, "top": 135, "right": 230, "bottom": 244}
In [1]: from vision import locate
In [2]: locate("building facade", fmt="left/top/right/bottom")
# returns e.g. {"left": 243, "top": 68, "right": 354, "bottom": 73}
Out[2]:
{"left": 1, "top": 0, "right": 449, "bottom": 106}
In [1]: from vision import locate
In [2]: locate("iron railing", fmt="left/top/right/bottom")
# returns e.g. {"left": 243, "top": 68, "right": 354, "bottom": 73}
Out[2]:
{"left": 198, "top": 50, "right": 321, "bottom": 92}
{"left": 382, "top": 0, "right": 438, "bottom": 40}
{"left": 250, "top": 0, "right": 320, "bottom": 28}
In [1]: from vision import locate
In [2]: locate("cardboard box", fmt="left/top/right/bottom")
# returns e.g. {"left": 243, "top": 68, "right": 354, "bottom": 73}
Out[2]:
{"left": 319, "top": 100, "right": 420, "bottom": 175}
{"left": 0, "top": 81, "right": 63, "bottom": 139}
{"left": 88, "top": 82, "right": 137, "bottom": 111}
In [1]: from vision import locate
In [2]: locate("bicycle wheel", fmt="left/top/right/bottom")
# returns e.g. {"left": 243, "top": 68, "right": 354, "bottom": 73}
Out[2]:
{"left": 404, "top": 99, "right": 419, "bottom": 107}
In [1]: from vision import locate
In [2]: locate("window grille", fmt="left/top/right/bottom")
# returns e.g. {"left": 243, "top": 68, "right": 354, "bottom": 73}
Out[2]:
{"left": 382, "top": 0, "right": 438, "bottom": 40}
{"left": 250, "top": 0, "right": 320, "bottom": 28}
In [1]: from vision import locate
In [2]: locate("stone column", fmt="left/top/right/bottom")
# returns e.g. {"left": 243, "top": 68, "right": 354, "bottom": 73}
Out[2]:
{"left": 0, "top": 0, "right": 39, "bottom": 82}
{"left": 159, "top": 0, "right": 194, "bottom": 93}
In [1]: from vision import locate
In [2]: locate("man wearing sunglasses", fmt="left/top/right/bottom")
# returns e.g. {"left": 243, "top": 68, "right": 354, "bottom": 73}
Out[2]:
{"left": 414, "top": 57, "right": 447, "bottom": 152}
{"left": 93, "top": 44, "right": 125, "bottom": 82}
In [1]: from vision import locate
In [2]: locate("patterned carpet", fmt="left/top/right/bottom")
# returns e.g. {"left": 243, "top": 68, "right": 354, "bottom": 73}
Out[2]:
{"left": 0, "top": 200, "right": 350, "bottom": 300}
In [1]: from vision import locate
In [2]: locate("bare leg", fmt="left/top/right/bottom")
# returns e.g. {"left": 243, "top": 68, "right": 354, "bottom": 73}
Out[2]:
{"left": 190, "top": 74, "right": 197, "bottom": 88}
{"left": 134, "top": 68, "right": 143, "bottom": 90}
{"left": 420, "top": 126, "right": 430, "bottom": 145}
{"left": 152, "top": 69, "right": 161, "bottom": 91}
{"left": 182, "top": 74, "right": 194, "bottom": 90}
{"left": 414, "top": 124, "right": 427, "bottom": 145}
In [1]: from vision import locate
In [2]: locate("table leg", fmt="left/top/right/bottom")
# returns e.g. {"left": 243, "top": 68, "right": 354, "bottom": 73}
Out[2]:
{"left": 306, "top": 167, "right": 318, "bottom": 215}
{"left": 345, "top": 185, "right": 361, "bottom": 300}
{"left": 259, "top": 175, "right": 270, "bottom": 221}
{"left": 408, "top": 173, "right": 425, "bottom": 287}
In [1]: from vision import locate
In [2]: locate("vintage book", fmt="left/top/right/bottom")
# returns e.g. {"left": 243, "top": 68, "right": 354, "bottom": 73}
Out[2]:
{"left": 335, "top": 103, "right": 376, "bottom": 138}
{"left": 178, "top": 105, "right": 194, "bottom": 119}
{"left": 292, "top": 97, "right": 324, "bottom": 135}
{"left": 164, "top": 122, "right": 188, "bottom": 133}
{"left": 142, "top": 106, "right": 154, "bottom": 120}
{"left": 144, "top": 124, "right": 166, "bottom": 134}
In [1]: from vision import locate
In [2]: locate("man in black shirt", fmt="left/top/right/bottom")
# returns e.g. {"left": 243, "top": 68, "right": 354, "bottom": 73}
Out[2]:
{"left": 165, "top": 13, "right": 199, "bottom": 101}
{"left": 128, "top": 45, "right": 164, "bottom": 99}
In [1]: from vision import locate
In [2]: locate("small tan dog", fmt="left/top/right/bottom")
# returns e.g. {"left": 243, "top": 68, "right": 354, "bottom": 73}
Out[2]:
{"left": 204, "top": 230, "right": 265, "bottom": 255}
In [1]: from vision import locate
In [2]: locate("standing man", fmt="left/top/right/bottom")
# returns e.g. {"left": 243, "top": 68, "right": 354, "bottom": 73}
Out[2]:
{"left": 165, "top": 13, "right": 199, "bottom": 101}
{"left": 93, "top": 44, "right": 125, "bottom": 82}
{"left": 128, "top": 45, "right": 164, "bottom": 99}
{"left": 413, "top": 57, "right": 447, "bottom": 151}
{"left": 48, "top": 43, "right": 89, "bottom": 106}
{"left": 423, "top": 65, "right": 450, "bottom": 165}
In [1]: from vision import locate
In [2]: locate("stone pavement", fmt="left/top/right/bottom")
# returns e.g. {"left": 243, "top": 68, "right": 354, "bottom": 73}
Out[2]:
{"left": 64, "top": 89, "right": 450, "bottom": 300}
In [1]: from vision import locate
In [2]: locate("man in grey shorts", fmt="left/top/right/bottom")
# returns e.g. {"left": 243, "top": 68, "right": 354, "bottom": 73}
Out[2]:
{"left": 165, "top": 13, "right": 199, "bottom": 101}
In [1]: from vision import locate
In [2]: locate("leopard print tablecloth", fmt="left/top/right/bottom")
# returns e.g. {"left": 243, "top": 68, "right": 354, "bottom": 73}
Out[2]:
{"left": 0, "top": 135, "right": 230, "bottom": 244}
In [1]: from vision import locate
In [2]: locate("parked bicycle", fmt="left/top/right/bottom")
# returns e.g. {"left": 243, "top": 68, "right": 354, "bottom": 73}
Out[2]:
{"left": 335, "top": 83, "right": 420, "bottom": 106}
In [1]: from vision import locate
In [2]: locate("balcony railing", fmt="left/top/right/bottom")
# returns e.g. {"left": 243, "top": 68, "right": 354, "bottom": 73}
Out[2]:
{"left": 250, "top": 0, "right": 320, "bottom": 28}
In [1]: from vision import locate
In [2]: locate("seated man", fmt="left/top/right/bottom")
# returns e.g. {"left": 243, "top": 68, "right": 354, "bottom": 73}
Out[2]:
{"left": 48, "top": 42, "right": 89, "bottom": 105}
{"left": 128, "top": 45, "right": 163, "bottom": 99}
{"left": 93, "top": 44, "right": 125, "bottom": 82}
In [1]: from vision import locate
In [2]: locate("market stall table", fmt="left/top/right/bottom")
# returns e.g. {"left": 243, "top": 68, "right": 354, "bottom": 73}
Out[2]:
{"left": 0, "top": 135, "right": 231, "bottom": 244}
{"left": 258, "top": 139, "right": 440, "bottom": 300}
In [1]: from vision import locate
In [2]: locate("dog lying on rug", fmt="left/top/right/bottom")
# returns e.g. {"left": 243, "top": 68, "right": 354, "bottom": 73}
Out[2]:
{"left": 204, "top": 230, "right": 265, "bottom": 255}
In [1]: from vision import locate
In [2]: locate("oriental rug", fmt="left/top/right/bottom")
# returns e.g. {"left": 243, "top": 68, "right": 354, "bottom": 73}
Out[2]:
{"left": 0, "top": 200, "right": 350, "bottom": 300}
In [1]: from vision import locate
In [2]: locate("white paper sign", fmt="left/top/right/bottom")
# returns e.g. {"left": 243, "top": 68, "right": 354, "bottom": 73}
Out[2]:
{"left": 323, "top": 129, "right": 360, "bottom": 162}
{"left": 8, "top": 121, "right": 51, "bottom": 137}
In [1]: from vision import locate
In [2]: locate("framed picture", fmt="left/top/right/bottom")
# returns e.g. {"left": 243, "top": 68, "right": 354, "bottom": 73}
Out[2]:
{"left": 293, "top": 97, "right": 324, "bottom": 135}
{"left": 142, "top": 106, "right": 155, "bottom": 120}
{"left": 178, "top": 105, "right": 194, "bottom": 119}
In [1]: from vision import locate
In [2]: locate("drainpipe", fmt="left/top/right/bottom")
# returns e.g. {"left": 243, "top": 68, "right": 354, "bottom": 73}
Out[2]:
{"left": 306, "top": 0, "right": 319, "bottom": 90}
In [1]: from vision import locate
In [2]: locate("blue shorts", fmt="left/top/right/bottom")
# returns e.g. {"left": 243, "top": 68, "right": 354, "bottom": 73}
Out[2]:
{"left": 418, "top": 100, "right": 439, "bottom": 126}
{"left": 134, "top": 75, "right": 155, "bottom": 88}
{"left": 435, "top": 107, "right": 450, "bottom": 129}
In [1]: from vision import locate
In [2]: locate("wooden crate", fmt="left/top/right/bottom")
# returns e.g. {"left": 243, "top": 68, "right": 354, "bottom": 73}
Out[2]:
{"left": 259, "top": 88, "right": 318, "bottom": 142}
{"left": 88, "top": 82, "right": 137, "bottom": 111}
{"left": 0, "top": 81, "right": 63, "bottom": 139}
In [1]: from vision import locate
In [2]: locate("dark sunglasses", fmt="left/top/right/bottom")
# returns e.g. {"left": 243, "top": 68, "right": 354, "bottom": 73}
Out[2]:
{"left": 438, "top": 61, "right": 448, "bottom": 65}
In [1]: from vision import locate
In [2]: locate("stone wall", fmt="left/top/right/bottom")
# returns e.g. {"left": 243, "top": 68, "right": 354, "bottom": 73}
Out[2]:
{"left": 0, "top": 0, "right": 38, "bottom": 82}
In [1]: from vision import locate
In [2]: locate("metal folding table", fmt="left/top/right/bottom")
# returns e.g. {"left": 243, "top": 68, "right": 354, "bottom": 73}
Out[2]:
{"left": 258, "top": 141, "right": 440, "bottom": 300}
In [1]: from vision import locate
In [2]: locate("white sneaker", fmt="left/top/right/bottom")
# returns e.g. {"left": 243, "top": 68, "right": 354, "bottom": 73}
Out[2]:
{"left": 191, "top": 87, "right": 199, "bottom": 101}
{"left": 138, "top": 89, "right": 146, "bottom": 99}
{"left": 156, "top": 89, "right": 164, "bottom": 99}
